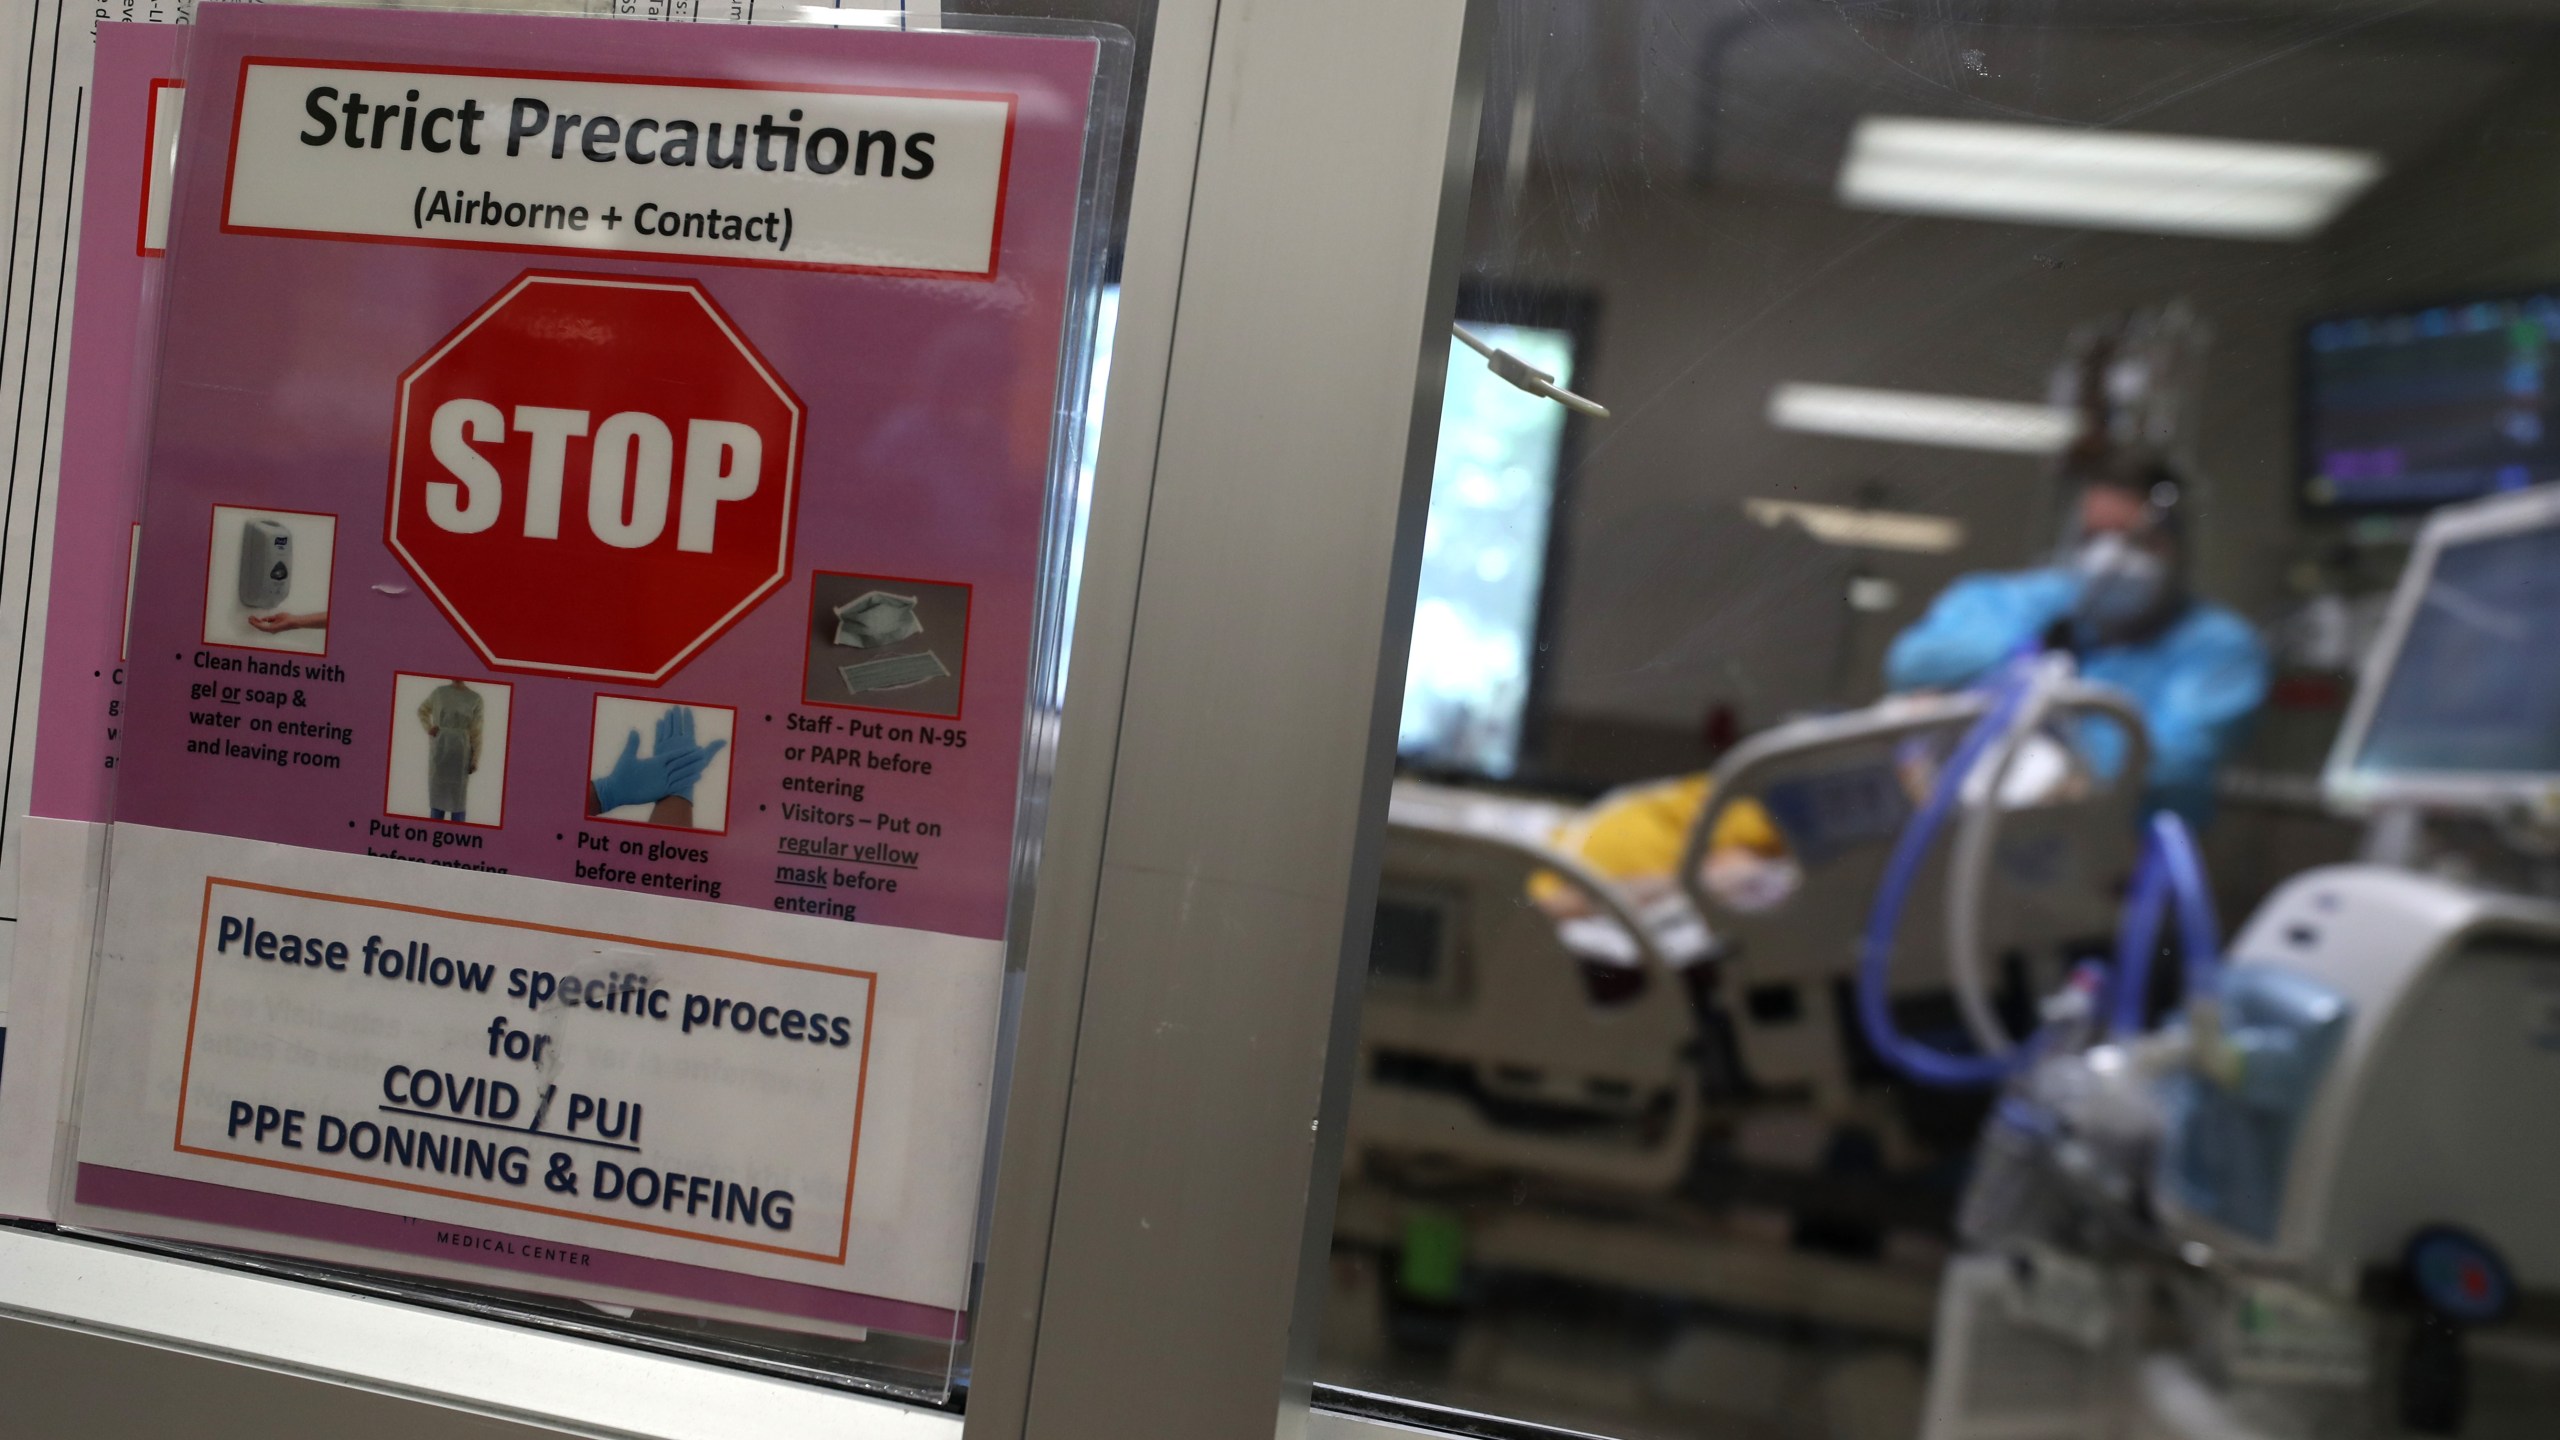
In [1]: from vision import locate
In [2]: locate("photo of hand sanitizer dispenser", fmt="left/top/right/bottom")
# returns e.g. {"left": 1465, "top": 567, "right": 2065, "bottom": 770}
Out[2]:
{"left": 237, "top": 517, "right": 292, "bottom": 609}
{"left": 203, "top": 505, "right": 335, "bottom": 655}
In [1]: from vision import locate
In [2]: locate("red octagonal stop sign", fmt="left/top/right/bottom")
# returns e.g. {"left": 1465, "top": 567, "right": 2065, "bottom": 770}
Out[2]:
{"left": 389, "top": 272, "right": 804, "bottom": 683}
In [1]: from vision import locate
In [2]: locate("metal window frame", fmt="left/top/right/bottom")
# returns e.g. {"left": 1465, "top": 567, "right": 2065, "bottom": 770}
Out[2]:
{"left": 0, "top": 1225, "right": 958, "bottom": 1440}
{"left": 973, "top": 0, "right": 1488, "bottom": 1433}
{"left": 0, "top": 1, "right": 1490, "bottom": 1437}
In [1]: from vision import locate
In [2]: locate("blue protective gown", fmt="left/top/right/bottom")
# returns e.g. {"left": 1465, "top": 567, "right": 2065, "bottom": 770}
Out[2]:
{"left": 1885, "top": 568, "right": 2271, "bottom": 827}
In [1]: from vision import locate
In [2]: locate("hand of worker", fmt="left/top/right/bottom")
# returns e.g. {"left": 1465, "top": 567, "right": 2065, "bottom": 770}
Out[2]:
{"left": 590, "top": 728, "right": 714, "bottom": 813}
{"left": 654, "top": 706, "right": 693, "bottom": 767}
{"left": 651, "top": 706, "right": 729, "bottom": 804}
{"left": 247, "top": 610, "right": 328, "bottom": 633}
{"left": 589, "top": 730, "right": 658, "bottom": 813}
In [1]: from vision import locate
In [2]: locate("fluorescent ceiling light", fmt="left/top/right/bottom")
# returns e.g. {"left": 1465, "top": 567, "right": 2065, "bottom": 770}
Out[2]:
{"left": 1746, "top": 498, "right": 1966, "bottom": 554}
{"left": 1839, "top": 116, "right": 2383, "bottom": 241}
{"left": 1768, "top": 382, "right": 2074, "bottom": 454}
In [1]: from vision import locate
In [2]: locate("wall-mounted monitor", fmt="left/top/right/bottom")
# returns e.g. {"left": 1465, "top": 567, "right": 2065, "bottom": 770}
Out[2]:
{"left": 1395, "top": 287, "right": 1595, "bottom": 782}
{"left": 2302, "top": 292, "right": 2560, "bottom": 513}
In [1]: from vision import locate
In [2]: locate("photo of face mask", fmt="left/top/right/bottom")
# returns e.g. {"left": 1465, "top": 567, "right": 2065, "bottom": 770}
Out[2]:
{"left": 842, "top": 649, "right": 950, "bottom": 694}
{"left": 833, "top": 591, "right": 924, "bottom": 649}
{"left": 803, "top": 572, "right": 971, "bottom": 718}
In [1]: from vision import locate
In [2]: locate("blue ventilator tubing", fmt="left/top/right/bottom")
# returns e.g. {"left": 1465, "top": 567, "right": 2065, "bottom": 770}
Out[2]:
{"left": 2106, "top": 812, "right": 2222, "bottom": 1042}
{"left": 1854, "top": 663, "right": 2224, "bottom": 1088}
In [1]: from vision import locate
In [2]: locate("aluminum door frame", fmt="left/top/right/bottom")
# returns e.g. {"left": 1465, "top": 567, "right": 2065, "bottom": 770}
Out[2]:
{"left": 972, "top": 0, "right": 1488, "bottom": 1436}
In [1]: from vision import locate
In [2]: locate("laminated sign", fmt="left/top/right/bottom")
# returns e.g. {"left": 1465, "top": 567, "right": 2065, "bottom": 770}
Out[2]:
{"left": 65, "top": 4, "right": 1111, "bottom": 1349}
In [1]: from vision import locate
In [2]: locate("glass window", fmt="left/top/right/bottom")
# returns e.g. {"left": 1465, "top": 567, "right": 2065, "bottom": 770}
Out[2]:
{"left": 1319, "top": 4, "right": 2560, "bottom": 1438}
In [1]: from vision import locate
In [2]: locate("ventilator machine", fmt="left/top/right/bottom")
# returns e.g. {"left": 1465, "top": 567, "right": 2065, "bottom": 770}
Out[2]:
{"left": 1923, "top": 481, "right": 2560, "bottom": 1439}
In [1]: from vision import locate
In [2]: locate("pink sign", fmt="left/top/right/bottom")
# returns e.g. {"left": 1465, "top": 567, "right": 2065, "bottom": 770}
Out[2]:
{"left": 65, "top": 4, "right": 1108, "bottom": 1339}
{"left": 111, "top": 5, "right": 1101, "bottom": 940}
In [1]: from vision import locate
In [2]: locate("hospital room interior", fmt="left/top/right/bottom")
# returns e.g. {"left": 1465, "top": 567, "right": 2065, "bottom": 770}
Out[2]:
{"left": 1290, "top": 2, "right": 2560, "bottom": 1436}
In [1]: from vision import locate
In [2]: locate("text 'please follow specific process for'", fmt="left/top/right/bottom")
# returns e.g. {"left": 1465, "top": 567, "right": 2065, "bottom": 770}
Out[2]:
{"left": 174, "top": 878, "right": 876, "bottom": 1262}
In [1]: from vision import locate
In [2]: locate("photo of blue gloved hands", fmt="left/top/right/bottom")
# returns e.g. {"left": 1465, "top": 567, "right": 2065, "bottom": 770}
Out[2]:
{"left": 587, "top": 705, "right": 730, "bottom": 817}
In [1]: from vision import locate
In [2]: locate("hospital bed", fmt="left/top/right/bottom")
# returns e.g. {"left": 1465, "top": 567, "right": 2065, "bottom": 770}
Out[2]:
{"left": 1352, "top": 684, "right": 2151, "bottom": 1195}
{"left": 1346, "top": 782, "right": 1705, "bottom": 1194}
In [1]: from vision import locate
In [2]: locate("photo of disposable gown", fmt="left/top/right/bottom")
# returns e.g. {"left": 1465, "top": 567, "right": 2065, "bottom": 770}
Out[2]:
{"left": 416, "top": 680, "right": 485, "bottom": 821}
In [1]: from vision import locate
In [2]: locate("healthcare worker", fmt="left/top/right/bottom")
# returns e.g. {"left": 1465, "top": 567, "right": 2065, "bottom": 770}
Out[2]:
{"left": 1533, "top": 461, "right": 2265, "bottom": 956}
{"left": 417, "top": 679, "right": 485, "bottom": 823}
{"left": 1886, "top": 461, "right": 2269, "bottom": 828}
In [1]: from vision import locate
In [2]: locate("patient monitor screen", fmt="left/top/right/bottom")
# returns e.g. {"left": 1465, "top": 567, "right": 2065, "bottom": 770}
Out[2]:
{"left": 2355, "top": 522, "right": 2560, "bottom": 777}
{"left": 2304, "top": 296, "right": 2560, "bottom": 511}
